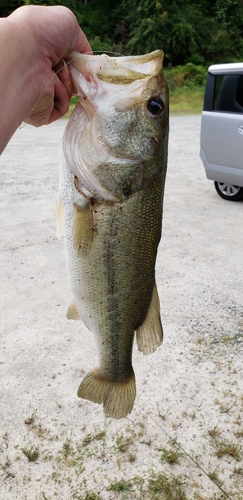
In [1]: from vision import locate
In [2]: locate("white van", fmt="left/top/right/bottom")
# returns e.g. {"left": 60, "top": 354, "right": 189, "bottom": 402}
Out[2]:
{"left": 200, "top": 62, "right": 243, "bottom": 201}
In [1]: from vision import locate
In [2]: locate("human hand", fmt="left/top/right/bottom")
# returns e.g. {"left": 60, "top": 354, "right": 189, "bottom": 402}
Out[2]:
{"left": 8, "top": 5, "right": 92, "bottom": 126}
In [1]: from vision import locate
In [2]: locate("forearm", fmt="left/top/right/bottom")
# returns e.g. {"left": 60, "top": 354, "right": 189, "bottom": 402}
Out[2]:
{"left": 0, "top": 16, "right": 43, "bottom": 154}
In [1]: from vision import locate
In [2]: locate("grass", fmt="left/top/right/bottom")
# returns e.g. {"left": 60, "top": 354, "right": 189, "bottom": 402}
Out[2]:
{"left": 215, "top": 442, "right": 242, "bottom": 461}
{"left": 208, "top": 469, "right": 223, "bottom": 487}
{"left": 158, "top": 445, "right": 183, "bottom": 465}
{"left": 72, "top": 493, "right": 99, "bottom": 500}
{"left": 234, "top": 466, "right": 243, "bottom": 475}
{"left": 21, "top": 446, "right": 39, "bottom": 462}
{"left": 115, "top": 433, "right": 133, "bottom": 453}
{"left": 169, "top": 88, "right": 204, "bottom": 115}
{"left": 0, "top": 457, "right": 15, "bottom": 480}
{"left": 105, "top": 473, "right": 189, "bottom": 499}
{"left": 208, "top": 426, "right": 221, "bottom": 440}
{"left": 147, "top": 472, "right": 188, "bottom": 500}
{"left": 107, "top": 478, "right": 132, "bottom": 492}
{"left": 82, "top": 428, "right": 106, "bottom": 446}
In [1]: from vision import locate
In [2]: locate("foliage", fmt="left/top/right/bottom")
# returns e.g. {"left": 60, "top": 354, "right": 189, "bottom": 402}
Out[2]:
{"left": 120, "top": 0, "right": 243, "bottom": 65}
{"left": 119, "top": 0, "right": 199, "bottom": 64}
{"left": 2, "top": 0, "right": 243, "bottom": 65}
{"left": 0, "top": 0, "right": 22, "bottom": 17}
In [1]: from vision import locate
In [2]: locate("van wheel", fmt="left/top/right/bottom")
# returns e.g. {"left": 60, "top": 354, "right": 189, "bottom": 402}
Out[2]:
{"left": 214, "top": 182, "right": 243, "bottom": 201}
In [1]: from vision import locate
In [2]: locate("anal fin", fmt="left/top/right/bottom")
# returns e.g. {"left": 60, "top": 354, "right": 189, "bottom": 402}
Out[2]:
{"left": 66, "top": 299, "right": 81, "bottom": 320}
{"left": 136, "top": 283, "right": 163, "bottom": 355}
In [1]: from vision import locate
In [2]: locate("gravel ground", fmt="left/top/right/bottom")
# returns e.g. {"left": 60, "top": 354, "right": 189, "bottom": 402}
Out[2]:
{"left": 0, "top": 115, "right": 243, "bottom": 500}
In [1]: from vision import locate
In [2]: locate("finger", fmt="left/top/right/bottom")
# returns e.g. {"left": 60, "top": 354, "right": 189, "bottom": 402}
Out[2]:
{"left": 26, "top": 93, "right": 52, "bottom": 127}
{"left": 51, "top": 6, "right": 92, "bottom": 56}
{"left": 74, "top": 29, "right": 92, "bottom": 55}
{"left": 48, "top": 72, "right": 70, "bottom": 123}
{"left": 53, "top": 60, "right": 73, "bottom": 99}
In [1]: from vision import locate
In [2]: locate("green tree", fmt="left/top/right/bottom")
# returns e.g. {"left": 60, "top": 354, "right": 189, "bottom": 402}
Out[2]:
{"left": 119, "top": 0, "right": 200, "bottom": 64}
{"left": 120, "top": 0, "right": 243, "bottom": 65}
{"left": 2, "top": 0, "right": 243, "bottom": 65}
{"left": 23, "top": 0, "right": 81, "bottom": 14}
{"left": 23, "top": 0, "right": 122, "bottom": 53}
{"left": 0, "top": 0, "right": 23, "bottom": 17}
{"left": 197, "top": 0, "right": 243, "bottom": 63}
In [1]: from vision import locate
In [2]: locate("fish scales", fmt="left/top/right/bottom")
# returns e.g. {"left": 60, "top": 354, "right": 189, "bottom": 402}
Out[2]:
{"left": 58, "top": 50, "right": 169, "bottom": 418}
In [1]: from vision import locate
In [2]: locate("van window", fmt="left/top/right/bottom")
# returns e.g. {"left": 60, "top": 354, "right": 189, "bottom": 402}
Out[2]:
{"left": 214, "top": 74, "right": 243, "bottom": 113}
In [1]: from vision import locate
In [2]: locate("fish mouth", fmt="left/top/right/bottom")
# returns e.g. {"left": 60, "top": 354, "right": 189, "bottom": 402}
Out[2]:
{"left": 63, "top": 51, "right": 166, "bottom": 202}
{"left": 66, "top": 50, "right": 164, "bottom": 85}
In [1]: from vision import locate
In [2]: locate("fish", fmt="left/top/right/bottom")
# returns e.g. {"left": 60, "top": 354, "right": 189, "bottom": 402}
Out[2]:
{"left": 57, "top": 50, "right": 169, "bottom": 419}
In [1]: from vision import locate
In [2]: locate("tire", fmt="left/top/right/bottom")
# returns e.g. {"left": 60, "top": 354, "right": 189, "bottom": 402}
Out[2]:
{"left": 214, "top": 181, "right": 243, "bottom": 201}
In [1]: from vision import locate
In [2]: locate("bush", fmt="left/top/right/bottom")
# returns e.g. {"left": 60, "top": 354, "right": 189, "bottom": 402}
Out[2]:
{"left": 164, "top": 63, "right": 207, "bottom": 91}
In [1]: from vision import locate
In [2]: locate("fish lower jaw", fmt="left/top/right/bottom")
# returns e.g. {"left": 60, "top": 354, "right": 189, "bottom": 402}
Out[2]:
{"left": 77, "top": 368, "right": 136, "bottom": 419}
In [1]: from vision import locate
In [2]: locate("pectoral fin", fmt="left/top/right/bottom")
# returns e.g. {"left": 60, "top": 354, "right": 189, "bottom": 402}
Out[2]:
{"left": 56, "top": 197, "right": 64, "bottom": 239}
{"left": 66, "top": 299, "right": 81, "bottom": 320}
{"left": 136, "top": 283, "right": 163, "bottom": 355}
{"left": 73, "top": 202, "right": 93, "bottom": 255}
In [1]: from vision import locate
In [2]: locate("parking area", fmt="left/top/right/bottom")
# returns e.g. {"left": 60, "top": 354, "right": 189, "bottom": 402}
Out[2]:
{"left": 0, "top": 116, "right": 243, "bottom": 498}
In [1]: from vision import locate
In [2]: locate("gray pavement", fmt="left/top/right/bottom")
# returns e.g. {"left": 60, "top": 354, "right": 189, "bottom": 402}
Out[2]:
{"left": 0, "top": 116, "right": 243, "bottom": 498}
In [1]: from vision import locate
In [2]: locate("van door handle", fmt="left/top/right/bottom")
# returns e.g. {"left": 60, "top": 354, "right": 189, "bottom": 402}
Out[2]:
{"left": 238, "top": 124, "right": 243, "bottom": 135}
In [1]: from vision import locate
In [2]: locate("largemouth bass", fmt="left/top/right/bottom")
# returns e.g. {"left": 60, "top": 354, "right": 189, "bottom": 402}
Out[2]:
{"left": 58, "top": 50, "right": 169, "bottom": 419}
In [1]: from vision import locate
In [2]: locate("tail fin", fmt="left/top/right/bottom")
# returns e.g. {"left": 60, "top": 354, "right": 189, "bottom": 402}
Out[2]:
{"left": 77, "top": 369, "right": 136, "bottom": 419}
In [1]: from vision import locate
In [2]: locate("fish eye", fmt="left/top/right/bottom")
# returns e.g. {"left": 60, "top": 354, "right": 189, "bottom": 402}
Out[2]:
{"left": 147, "top": 97, "right": 164, "bottom": 116}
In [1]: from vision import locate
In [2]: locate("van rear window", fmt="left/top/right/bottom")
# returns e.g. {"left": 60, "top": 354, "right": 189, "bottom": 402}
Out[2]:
{"left": 214, "top": 74, "right": 243, "bottom": 112}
